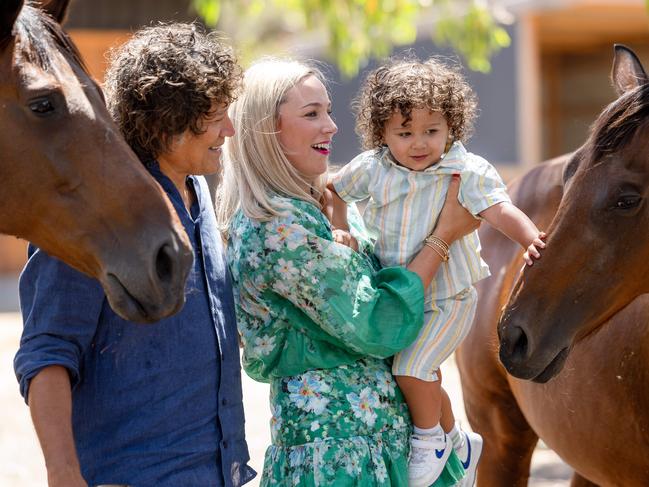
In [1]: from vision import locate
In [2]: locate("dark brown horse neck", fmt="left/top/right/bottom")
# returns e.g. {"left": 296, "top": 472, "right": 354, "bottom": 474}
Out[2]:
{"left": 0, "top": 0, "right": 192, "bottom": 322}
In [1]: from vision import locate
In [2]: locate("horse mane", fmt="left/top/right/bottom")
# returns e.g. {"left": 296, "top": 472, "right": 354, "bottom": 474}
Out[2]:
{"left": 589, "top": 82, "right": 649, "bottom": 162}
{"left": 14, "top": 5, "right": 89, "bottom": 75}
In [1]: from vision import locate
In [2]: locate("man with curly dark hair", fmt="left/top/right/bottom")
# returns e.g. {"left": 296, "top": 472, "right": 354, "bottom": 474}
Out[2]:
{"left": 327, "top": 56, "right": 545, "bottom": 487}
{"left": 15, "top": 23, "right": 255, "bottom": 487}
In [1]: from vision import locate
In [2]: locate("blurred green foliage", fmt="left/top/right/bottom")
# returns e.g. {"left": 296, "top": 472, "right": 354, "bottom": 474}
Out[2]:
{"left": 192, "top": 0, "right": 511, "bottom": 76}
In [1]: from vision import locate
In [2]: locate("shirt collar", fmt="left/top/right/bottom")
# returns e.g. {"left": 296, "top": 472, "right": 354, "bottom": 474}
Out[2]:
{"left": 145, "top": 160, "right": 202, "bottom": 222}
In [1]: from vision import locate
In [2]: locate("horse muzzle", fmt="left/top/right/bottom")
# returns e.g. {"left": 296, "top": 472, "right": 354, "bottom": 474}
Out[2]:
{"left": 498, "top": 317, "right": 571, "bottom": 382}
{"left": 100, "top": 238, "right": 193, "bottom": 323}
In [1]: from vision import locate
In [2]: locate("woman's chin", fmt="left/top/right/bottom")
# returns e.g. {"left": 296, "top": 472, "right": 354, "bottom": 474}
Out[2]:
{"left": 315, "top": 160, "right": 330, "bottom": 176}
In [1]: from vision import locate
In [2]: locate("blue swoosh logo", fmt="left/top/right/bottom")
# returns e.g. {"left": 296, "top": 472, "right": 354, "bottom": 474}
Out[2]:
{"left": 461, "top": 433, "right": 472, "bottom": 469}
{"left": 435, "top": 447, "right": 445, "bottom": 459}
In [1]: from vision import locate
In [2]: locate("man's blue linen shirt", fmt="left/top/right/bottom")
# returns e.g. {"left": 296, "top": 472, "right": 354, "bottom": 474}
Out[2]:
{"left": 14, "top": 162, "right": 255, "bottom": 487}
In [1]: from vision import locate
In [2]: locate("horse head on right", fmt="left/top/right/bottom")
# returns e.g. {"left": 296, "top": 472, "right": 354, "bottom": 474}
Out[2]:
{"left": 498, "top": 45, "right": 649, "bottom": 382}
{"left": 0, "top": 0, "right": 193, "bottom": 322}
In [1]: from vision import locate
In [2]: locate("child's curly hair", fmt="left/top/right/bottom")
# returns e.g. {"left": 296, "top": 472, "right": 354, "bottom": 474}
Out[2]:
{"left": 104, "top": 23, "right": 243, "bottom": 161}
{"left": 354, "top": 56, "right": 478, "bottom": 150}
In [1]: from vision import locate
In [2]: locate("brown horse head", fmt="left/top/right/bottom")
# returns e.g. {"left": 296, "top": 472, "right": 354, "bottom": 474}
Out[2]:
{"left": 0, "top": 0, "right": 193, "bottom": 322}
{"left": 498, "top": 45, "right": 649, "bottom": 382}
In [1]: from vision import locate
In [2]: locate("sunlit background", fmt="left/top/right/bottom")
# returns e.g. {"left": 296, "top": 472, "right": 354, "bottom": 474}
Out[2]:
{"left": 2, "top": 1, "right": 649, "bottom": 485}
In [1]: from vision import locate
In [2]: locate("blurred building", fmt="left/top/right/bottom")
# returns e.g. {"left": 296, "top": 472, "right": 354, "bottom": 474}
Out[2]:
{"left": 2, "top": 0, "right": 648, "bottom": 280}
{"left": 329, "top": 0, "right": 649, "bottom": 170}
{"left": 503, "top": 0, "right": 649, "bottom": 167}
{"left": 64, "top": 0, "right": 200, "bottom": 80}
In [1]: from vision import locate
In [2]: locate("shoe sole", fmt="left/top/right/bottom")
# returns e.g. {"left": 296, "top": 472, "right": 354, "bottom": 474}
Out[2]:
{"left": 409, "top": 444, "right": 452, "bottom": 487}
{"left": 461, "top": 434, "right": 484, "bottom": 487}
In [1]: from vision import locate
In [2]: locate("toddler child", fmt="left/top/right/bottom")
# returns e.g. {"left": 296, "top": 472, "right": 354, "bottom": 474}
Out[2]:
{"left": 328, "top": 57, "right": 545, "bottom": 487}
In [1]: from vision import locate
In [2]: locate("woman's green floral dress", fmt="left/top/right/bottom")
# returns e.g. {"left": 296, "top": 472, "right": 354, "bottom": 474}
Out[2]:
{"left": 227, "top": 196, "right": 464, "bottom": 486}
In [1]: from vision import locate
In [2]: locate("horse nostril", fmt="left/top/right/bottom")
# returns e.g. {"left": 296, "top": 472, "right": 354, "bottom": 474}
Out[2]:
{"left": 155, "top": 243, "right": 175, "bottom": 283}
{"left": 510, "top": 326, "right": 527, "bottom": 361}
{"left": 505, "top": 326, "right": 529, "bottom": 363}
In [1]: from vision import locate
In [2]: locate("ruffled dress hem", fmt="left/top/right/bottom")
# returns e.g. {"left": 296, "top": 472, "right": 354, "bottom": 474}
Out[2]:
{"left": 260, "top": 428, "right": 465, "bottom": 486}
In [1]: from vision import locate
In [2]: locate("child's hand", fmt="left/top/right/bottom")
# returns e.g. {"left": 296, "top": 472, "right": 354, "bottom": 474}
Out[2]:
{"left": 332, "top": 229, "right": 359, "bottom": 251}
{"left": 523, "top": 232, "right": 546, "bottom": 266}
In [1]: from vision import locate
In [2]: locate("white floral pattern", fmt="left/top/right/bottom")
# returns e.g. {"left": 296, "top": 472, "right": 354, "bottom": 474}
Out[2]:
{"left": 346, "top": 387, "right": 380, "bottom": 427}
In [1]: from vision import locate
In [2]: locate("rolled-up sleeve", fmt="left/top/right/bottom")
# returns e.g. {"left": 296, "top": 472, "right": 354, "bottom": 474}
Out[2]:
{"left": 14, "top": 247, "right": 104, "bottom": 402}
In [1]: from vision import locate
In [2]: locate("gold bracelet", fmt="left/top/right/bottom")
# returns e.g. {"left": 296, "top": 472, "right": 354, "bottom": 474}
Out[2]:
{"left": 427, "top": 239, "right": 449, "bottom": 255}
{"left": 424, "top": 234, "right": 450, "bottom": 252}
{"left": 424, "top": 241, "right": 449, "bottom": 262}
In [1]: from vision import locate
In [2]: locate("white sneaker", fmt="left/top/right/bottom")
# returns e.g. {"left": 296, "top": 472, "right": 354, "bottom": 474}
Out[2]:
{"left": 408, "top": 433, "right": 452, "bottom": 487}
{"left": 456, "top": 431, "right": 483, "bottom": 487}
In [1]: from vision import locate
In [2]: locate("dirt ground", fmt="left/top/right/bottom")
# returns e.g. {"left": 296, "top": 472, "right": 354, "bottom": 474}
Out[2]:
{"left": 0, "top": 312, "right": 571, "bottom": 486}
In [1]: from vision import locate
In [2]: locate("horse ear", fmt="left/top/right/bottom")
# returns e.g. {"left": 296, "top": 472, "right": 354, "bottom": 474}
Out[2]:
{"left": 0, "top": 0, "right": 23, "bottom": 47}
{"left": 612, "top": 44, "right": 648, "bottom": 97}
{"left": 36, "top": 0, "right": 70, "bottom": 24}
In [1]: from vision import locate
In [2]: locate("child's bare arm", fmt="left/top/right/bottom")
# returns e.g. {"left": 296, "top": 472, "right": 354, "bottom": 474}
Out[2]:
{"left": 480, "top": 202, "right": 546, "bottom": 265}
{"left": 324, "top": 182, "right": 358, "bottom": 251}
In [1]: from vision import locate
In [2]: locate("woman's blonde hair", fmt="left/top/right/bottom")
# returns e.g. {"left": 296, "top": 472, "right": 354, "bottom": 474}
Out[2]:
{"left": 216, "top": 58, "right": 328, "bottom": 232}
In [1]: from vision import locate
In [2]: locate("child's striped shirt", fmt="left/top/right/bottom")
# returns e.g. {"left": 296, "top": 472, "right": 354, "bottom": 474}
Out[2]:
{"left": 332, "top": 141, "right": 510, "bottom": 303}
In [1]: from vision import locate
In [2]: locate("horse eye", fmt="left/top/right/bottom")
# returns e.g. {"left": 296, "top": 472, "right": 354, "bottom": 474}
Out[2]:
{"left": 29, "top": 98, "right": 55, "bottom": 115}
{"left": 614, "top": 195, "right": 642, "bottom": 210}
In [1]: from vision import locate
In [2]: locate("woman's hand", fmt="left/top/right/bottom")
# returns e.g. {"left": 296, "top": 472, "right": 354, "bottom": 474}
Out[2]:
{"left": 434, "top": 174, "right": 480, "bottom": 243}
{"left": 322, "top": 186, "right": 358, "bottom": 251}
{"left": 332, "top": 229, "right": 359, "bottom": 251}
{"left": 408, "top": 175, "right": 479, "bottom": 287}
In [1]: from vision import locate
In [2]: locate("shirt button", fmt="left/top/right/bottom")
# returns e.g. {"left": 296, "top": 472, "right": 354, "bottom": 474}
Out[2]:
{"left": 221, "top": 398, "right": 228, "bottom": 406}
{"left": 222, "top": 440, "right": 228, "bottom": 449}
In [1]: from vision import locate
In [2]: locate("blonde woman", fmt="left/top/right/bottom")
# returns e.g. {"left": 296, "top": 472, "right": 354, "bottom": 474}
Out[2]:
{"left": 217, "top": 58, "right": 477, "bottom": 486}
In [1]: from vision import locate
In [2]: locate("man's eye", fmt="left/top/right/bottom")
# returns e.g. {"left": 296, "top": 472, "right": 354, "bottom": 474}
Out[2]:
{"left": 398, "top": 133, "right": 410, "bottom": 137}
